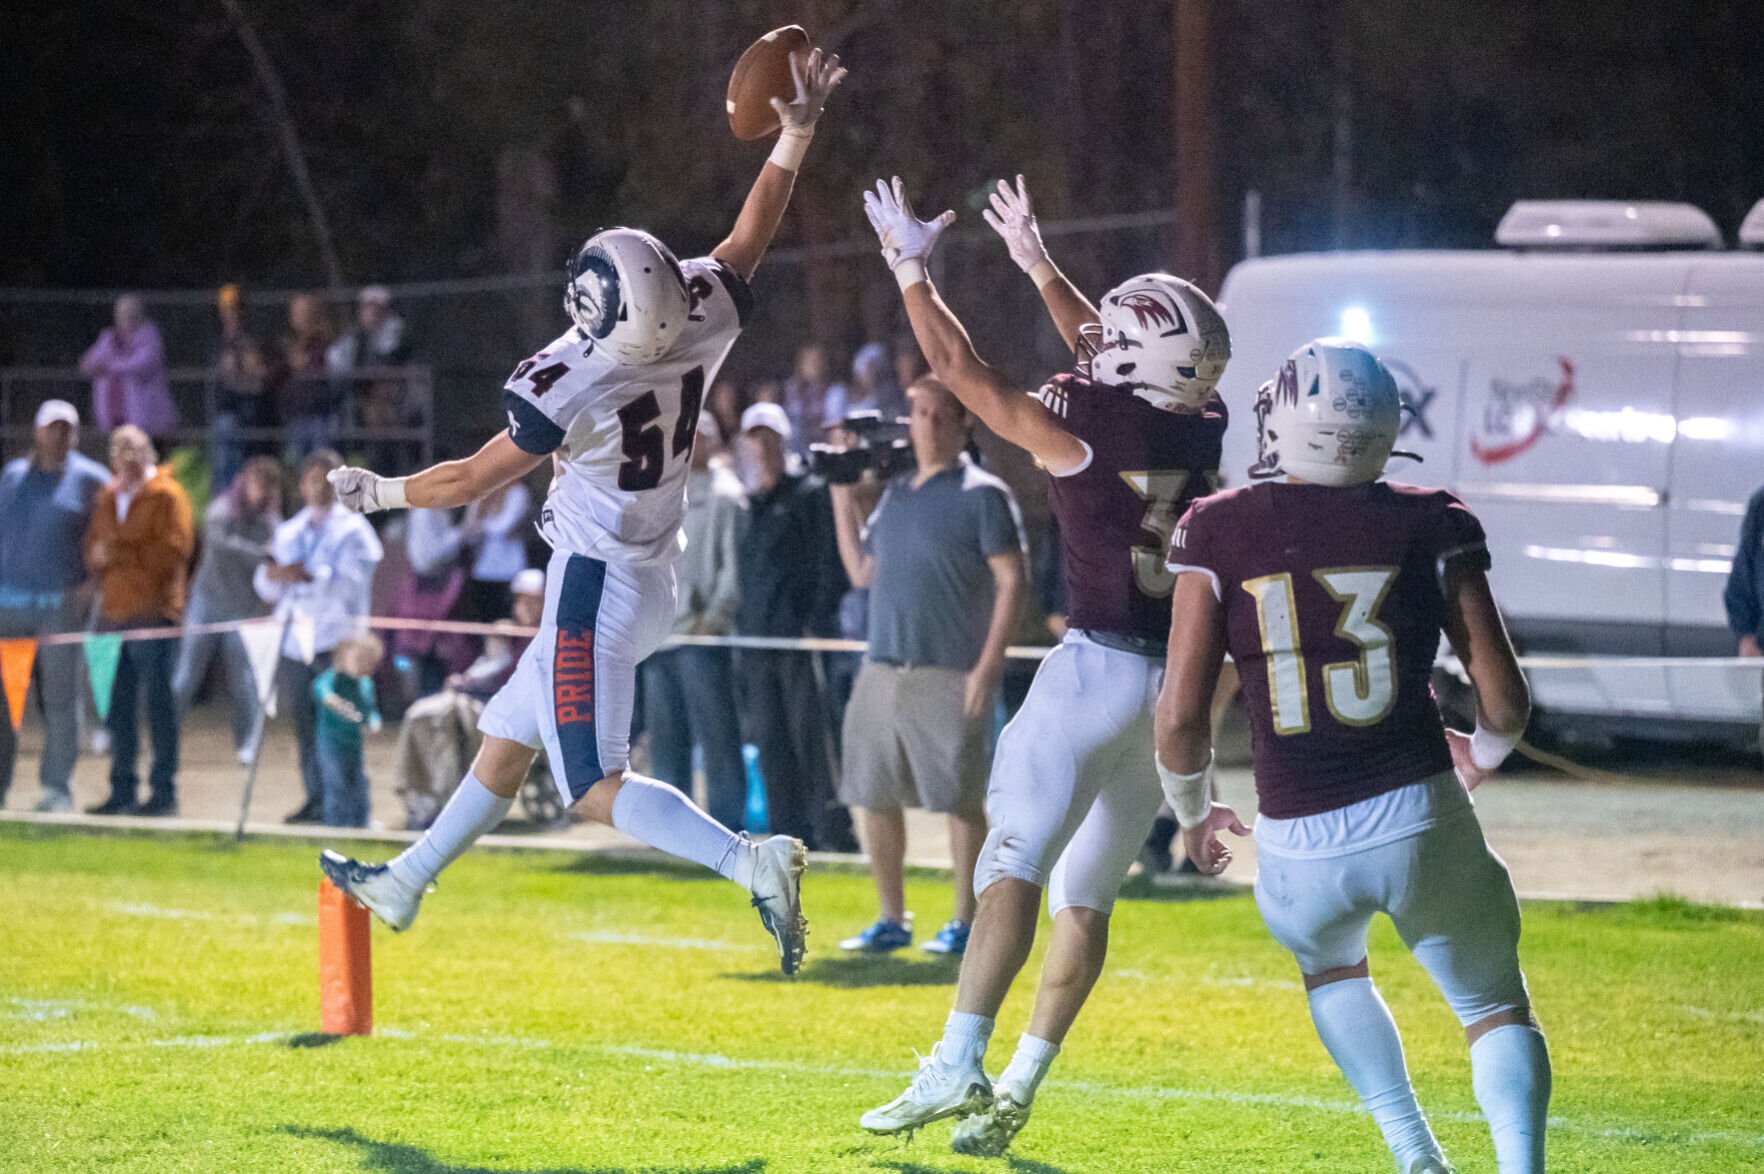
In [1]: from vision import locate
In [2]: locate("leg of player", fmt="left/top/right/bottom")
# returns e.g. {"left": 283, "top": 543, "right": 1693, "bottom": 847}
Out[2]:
{"left": 320, "top": 734, "right": 534, "bottom": 932}
{"left": 1465, "top": 1006, "right": 1550, "bottom": 1174}
{"left": 947, "top": 809, "right": 985, "bottom": 925}
{"left": 574, "top": 767, "right": 807, "bottom": 976}
{"left": 1305, "top": 960, "right": 1451, "bottom": 1174}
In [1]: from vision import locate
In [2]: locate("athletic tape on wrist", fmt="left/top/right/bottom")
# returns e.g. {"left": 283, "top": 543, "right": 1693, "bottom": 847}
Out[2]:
{"left": 768, "top": 125, "right": 813, "bottom": 172}
{"left": 1469, "top": 722, "right": 1520, "bottom": 771}
{"left": 893, "top": 259, "right": 928, "bottom": 291}
{"left": 376, "top": 476, "right": 409, "bottom": 512}
{"left": 1027, "top": 259, "right": 1059, "bottom": 288}
{"left": 1156, "top": 750, "right": 1214, "bottom": 829}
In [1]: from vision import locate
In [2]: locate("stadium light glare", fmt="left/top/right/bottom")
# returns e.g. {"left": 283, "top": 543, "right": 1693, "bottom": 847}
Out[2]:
{"left": 1338, "top": 305, "right": 1375, "bottom": 346}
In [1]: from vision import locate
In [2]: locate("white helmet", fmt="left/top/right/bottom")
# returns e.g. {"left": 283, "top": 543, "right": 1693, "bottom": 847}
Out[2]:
{"left": 564, "top": 228, "right": 691, "bottom": 364}
{"left": 1079, "top": 274, "right": 1231, "bottom": 410}
{"left": 1249, "top": 337, "right": 1400, "bottom": 487}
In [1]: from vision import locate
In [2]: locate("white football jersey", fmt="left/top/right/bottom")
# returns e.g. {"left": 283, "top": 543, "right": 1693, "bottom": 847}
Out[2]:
{"left": 503, "top": 256, "right": 751, "bottom": 565}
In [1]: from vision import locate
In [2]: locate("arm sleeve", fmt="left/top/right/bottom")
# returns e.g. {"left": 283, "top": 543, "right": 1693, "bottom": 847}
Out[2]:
{"left": 253, "top": 520, "right": 293, "bottom": 605}
{"left": 703, "top": 490, "right": 743, "bottom": 633}
{"left": 500, "top": 341, "right": 599, "bottom": 456}
{"left": 1165, "top": 498, "right": 1226, "bottom": 601}
{"left": 682, "top": 258, "right": 753, "bottom": 332}
{"left": 361, "top": 678, "right": 381, "bottom": 725}
{"left": 1429, "top": 493, "right": 1493, "bottom": 582}
{"left": 1724, "top": 490, "right": 1764, "bottom": 639}
{"left": 306, "top": 524, "right": 383, "bottom": 611}
{"left": 977, "top": 483, "right": 1028, "bottom": 558}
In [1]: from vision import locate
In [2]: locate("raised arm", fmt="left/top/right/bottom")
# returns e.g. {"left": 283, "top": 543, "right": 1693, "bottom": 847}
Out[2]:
{"left": 828, "top": 481, "right": 877, "bottom": 589}
{"left": 711, "top": 47, "right": 847, "bottom": 282}
{"left": 982, "top": 175, "right": 1099, "bottom": 352}
{"left": 863, "top": 178, "right": 1090, "bottom": 474}
{"left": 1440, "top": 562, "right": 1531, "bottom": 789}
{"left": 327, "top": 431, "right": 545, "bottom": 516}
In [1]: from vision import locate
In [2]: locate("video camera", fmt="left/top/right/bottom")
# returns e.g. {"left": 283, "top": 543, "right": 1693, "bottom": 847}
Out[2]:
{"left": 807, "top": 410, "right": 915, "bottom": 485}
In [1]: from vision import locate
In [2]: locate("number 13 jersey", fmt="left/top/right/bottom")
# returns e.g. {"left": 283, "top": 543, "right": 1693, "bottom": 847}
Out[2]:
{"left": 1168, "top": 480, "right": 1491, "bottom": 818}
{"left": 502, "top": 257, "right": 751, "bottom": 565}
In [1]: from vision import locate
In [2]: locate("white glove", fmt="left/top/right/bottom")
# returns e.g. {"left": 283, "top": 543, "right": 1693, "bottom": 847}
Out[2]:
{"left": 770, "top": 47, "right": 847, "bottom": 131}
{"left": 327, "top": 466, "right": 407, "bottom": 514}
{"left": 768, "top": 47, "right": 847, "bottom": 171}
{"left": 862, "top": 177, "right": 954, "bottom": 287}
{"left": 981, "top": 174, "right": 1052, "bottom": 276}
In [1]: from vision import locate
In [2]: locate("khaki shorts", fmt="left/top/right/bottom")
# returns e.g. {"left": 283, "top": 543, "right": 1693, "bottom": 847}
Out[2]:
{"left": 838, "top": 660, "right": 991, "bottom": 815}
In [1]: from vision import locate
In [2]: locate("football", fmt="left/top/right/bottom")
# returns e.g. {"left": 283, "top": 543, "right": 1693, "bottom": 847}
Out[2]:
{"left": 726, "top": 24, "right": 811, "bottom": 141}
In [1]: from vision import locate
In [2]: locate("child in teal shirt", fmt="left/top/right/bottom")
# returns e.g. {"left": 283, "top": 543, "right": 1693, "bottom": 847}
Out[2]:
{"left": 314, "top": 633, "right": 384, "bottom": 827}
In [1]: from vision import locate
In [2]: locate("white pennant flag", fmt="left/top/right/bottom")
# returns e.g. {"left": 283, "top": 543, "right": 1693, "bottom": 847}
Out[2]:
{"left": 239, "top": 620, "right": 284, "bottom": 718}
{"left": 289, "top": 612, "right": 318, "bottom": 666}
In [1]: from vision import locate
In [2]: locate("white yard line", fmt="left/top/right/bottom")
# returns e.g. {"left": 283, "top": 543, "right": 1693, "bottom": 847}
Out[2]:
{"left": 5, "top": 1026, "right": 1757, "bottom": 1150}
{"left": 570, "top": 931, "right": 749, "bottom": 952}
{"left": 110, "top": 902, "right": 312, "bottom": 926}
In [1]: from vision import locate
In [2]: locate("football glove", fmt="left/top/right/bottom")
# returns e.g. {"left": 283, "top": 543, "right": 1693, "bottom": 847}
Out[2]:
{"left": 863, "top": 177, "right": 955, "bottom": 279}
{"left": 981, "top": 174, "right": 1051, "bottom": 275}
{"left": 327, "top": 466, "right": 407, "bottom": 514}
{"left": 770, "top": 47, "right": 847, "bottom": 132}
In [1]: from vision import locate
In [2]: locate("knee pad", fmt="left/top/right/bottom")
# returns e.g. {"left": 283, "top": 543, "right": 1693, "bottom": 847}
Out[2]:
{"left": 974, "top": 826, "right": 1051, "bottom": 897}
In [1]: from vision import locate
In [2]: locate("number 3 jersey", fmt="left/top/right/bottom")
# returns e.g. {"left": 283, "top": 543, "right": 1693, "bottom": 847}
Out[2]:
{"left": 1036, "top": 373, "right": 1227, "bottom": 645}
{"left": 1168, "top": 480, "right": 1492, "bottom": 818}
{"left": 501, "top": 257, "right": 752, "bottom": 565}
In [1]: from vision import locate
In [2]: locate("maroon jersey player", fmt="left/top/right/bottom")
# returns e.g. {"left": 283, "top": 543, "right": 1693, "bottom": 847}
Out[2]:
{"left": 857, "top": 175, "right": 1231, "bottom": 1154}
{"left": 1155, "top": 339, "right": 1549, "bottom": 1174}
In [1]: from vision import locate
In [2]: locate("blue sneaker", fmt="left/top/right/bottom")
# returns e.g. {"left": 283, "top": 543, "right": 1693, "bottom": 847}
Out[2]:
{"left": 839, "top": 915, "right": 913, "bottom": 952}
{"left": 922, "top": 919, "right": 971, "bottom": 956}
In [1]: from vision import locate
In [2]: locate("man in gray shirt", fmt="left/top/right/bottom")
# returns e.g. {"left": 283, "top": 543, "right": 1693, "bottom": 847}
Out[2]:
{"left": 0, "top": 401, "right": 109, "bottom": 810}
{"left": 830, "top": 376, "right": 1026, "bottom": 956}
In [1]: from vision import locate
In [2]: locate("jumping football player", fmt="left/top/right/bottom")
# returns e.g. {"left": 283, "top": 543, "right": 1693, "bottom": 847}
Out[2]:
{"left": 1155, "top": 339, "right": 1549, "bottom": 1173}
{"left": 316, "top": 47, "right": 848, "bottom": 977}
{"left": 857, "top": 175, "right": 1231, "bottom": 1152}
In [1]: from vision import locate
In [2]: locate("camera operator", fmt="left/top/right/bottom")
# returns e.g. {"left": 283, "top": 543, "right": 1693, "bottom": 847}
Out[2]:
{"left": 826, "top": 376, "right": 1026, "bottom": 956}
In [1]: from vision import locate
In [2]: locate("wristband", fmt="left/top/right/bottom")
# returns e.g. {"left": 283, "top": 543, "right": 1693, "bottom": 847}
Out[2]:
{"left": 1469, "top": 722, "right": 1520, "bottom": 771}
{"left": 1156, "top": 750, "right": 1214, "bottom": 829}
{"left": 375, "top": 476, "right": 409, "bottom": 512}
{"left": 768, "top": 124, "right": 813, "bottom": 173}
{"left": 1027, "top": 259, "right": 1058, "bottom": 289}
{"left": 893, "top": 259, "right": 928, "bottom": 291}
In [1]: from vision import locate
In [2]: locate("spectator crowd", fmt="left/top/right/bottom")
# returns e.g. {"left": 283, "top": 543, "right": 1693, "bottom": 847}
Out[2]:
{"left": 8, "top": 301, "right": 1090, "bottom": 958}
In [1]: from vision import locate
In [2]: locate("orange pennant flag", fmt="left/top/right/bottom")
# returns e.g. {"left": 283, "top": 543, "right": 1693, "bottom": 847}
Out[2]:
{"left": 0, "top": 638, "right": 37, "bottom": 731}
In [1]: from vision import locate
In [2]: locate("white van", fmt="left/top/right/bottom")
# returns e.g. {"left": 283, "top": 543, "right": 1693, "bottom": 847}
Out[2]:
{"left": 1214, "top": 200, "right": 1764, "bottom": 739}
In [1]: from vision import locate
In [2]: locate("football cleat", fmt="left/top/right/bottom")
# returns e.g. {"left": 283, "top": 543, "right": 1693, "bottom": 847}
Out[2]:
{"left": 1406, "top": 1156, "right": 1456, "bottom": 1174}
{"left": 860, "top": 1044, "right": 992, "bottom": 1136}
{"left": 920, "top": 919, "right": 970, "bottom": 956}
{"left": 749, "top": 835, "right": 808, "bottom": 975}
{"left": 319, "top": 850, "right": 425, "bottom": 933}
{"left": 950, "top": 1084, "right": 1032, "bottom": 1157}
{"left": 840, "top": 915, "right": 913, "bottom": 953}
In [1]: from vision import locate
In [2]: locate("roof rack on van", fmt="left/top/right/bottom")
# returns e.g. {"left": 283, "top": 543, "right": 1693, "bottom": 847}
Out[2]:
{"left": 1740, "top": 199, "right": 1764, "bottom": 249}
{"left": 1495, "top": 200, "right": 1721, "bottom": 250}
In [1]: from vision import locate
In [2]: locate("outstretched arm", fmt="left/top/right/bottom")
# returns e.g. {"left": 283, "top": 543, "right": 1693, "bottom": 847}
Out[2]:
{"left": 1440, "top": 563, "right": 1531, "bottom": 789}
{"left": 982, "top": 175, "right": 1098, "bottom": 352}
{"left": 864, "top": 178, "right": 1090, "bottom": 474}
{"left": 712, "top": 47, "right": 847, "bottom": 282}
{"left": 328, "top": 432, "right": 544, "bottom": 515}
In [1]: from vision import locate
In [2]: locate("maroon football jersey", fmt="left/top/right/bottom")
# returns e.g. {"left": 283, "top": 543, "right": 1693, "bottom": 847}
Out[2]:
{"left": 1168, "top": 480, "right": 1491, "bottom": 819}
{"left": 1036, "top": 373, "right": 1226, "bottom": 645}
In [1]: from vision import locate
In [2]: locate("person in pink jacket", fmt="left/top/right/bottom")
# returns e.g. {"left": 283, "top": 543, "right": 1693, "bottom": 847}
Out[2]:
{"left": 78, "top": 295, "right": 178, "bottom": 436}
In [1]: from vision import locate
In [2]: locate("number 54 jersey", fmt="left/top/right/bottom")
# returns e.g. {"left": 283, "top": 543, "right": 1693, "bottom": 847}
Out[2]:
{"left": 501, "top": 257, "right": 752, "bottom": 565}
{"left": 1167, "top": 480, "right": 1492, "bottom": 819}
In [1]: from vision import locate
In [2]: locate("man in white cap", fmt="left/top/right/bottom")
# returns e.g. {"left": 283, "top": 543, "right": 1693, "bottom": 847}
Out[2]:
{"left": 0, "top": 401, "right": 109, "bottom": 810}
{"left": 731, "top": 399, "right": 856, "bottom": 852}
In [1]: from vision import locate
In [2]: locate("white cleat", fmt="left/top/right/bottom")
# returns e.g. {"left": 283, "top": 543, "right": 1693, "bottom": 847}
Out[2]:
{"left": 860, "top": 1044, "right": 993, "bottom": 1136}
{"left": 748, "top": 835, "right": 808, "bottom": 975}
{"left": 319, "top": 849, "right": 425, "bottom": 932}
{"left": 950, "top": 1083, "right": 1032, "bottom": 1157}
{"left": 1407, "top": 1156, "right": 1456, "bottom": 1174}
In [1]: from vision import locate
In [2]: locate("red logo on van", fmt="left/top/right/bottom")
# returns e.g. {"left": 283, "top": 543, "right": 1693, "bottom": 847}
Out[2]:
{"left": 1470, "top": 358, "right": 1575, "bottom": 465}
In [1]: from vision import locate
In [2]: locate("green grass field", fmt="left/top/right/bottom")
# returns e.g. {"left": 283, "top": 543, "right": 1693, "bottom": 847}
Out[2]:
{"left": 3, "top": 824, "right": 1760, "bottom": 1173}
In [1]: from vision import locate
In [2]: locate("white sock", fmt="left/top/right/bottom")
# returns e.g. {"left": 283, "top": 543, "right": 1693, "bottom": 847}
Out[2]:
{"left": 1470, "top": 1023, "right": 1551, "bottom": 1173}
{"left": 388, "top": 773, "right": 511, "bottom": 891}
{"left": 998, "top": 1034, "right": 1060, "bottom": 1100}
{"left": 1307, "top": 978, "right": 1444, "bottom": 1170}
{"left": 939, "top": 1010, "right": 994, "bottom": 1070}
{"left": 611, "top": 773, "right": 746, "bottom": 883}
